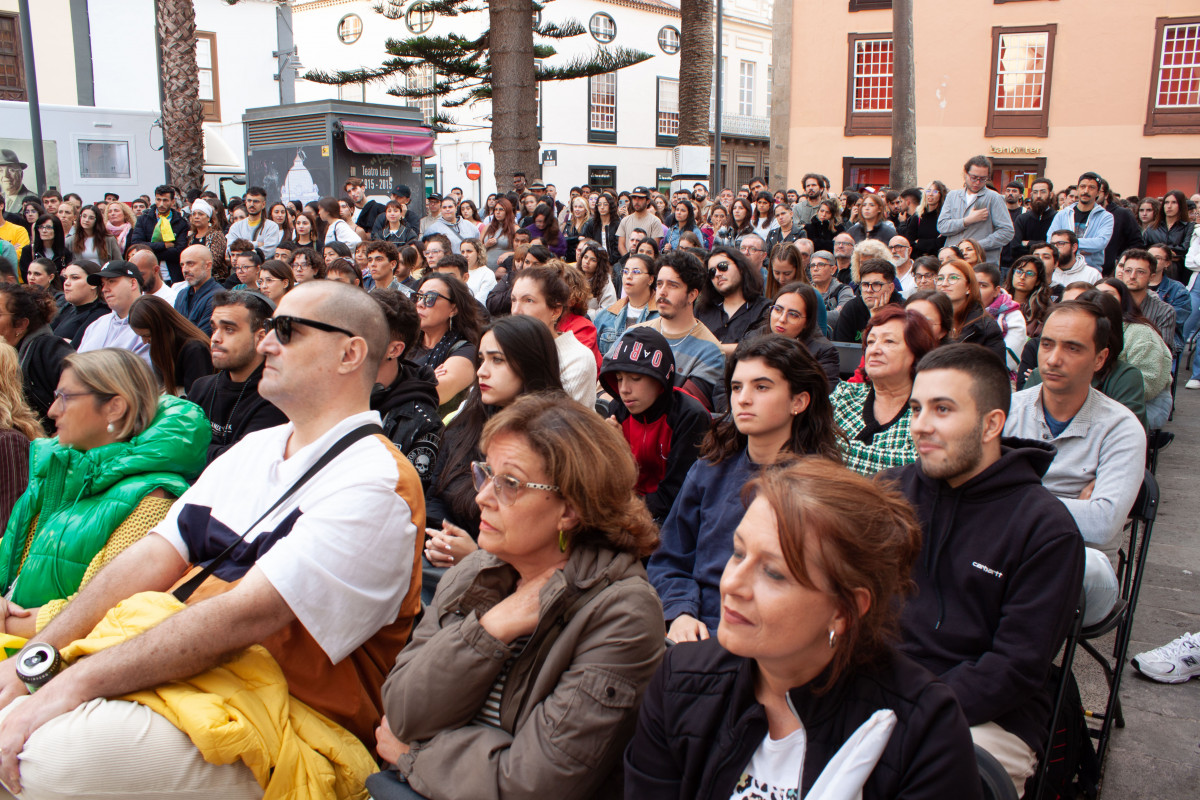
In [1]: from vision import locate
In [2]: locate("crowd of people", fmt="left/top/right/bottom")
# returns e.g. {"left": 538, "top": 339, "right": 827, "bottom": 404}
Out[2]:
{"left": 0, "top": 154, "right": 1196, "bottom": 799}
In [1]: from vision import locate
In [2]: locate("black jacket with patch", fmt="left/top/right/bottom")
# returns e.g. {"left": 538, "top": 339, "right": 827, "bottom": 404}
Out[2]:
{"left": 885, "top": 440, "right": 1084, "bottom": 755}
{"left": 370, "top": 359, "right": 443, "bottom": 491}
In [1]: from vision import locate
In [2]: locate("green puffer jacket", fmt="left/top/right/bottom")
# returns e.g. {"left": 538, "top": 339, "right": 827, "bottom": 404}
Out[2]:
{"left": 0, "top": 395, "right": 211, "bottom": 608}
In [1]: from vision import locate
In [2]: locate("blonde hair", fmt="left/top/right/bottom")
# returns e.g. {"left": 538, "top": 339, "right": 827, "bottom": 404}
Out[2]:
{"left": 62, "top": 349, "right": 159, "bottom": 442}
{"left": 0, "top": 344, "right": 45, "bottom": 441}
{"left": 850, "top": 239, "right": 892, "bottom": 284}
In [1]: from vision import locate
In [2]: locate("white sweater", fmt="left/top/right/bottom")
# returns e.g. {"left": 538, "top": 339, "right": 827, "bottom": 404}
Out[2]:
{"left": 555, "top": 331, "right": 598, "bottom": 408}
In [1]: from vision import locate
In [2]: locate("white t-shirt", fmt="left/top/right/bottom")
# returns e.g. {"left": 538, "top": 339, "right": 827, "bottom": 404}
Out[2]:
{"left": 466, "top": 265, "right": 498, "bottom": 304}
{"left": 154, "top": 410, "right": 418, "bottom": 663}
{"left": 153, "top": 282, "right": 182, "bottom": 306}
{"left": 731, "top": 726, "right": 806, "bottom": 800}
{"left": 555, "top": 330, "right": 598, "bottom": 408}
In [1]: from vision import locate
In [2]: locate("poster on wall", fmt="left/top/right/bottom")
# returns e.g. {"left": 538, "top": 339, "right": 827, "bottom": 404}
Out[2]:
{"left": 0, "top": 139, "right": 60, "bottom": 214}
{"left": 247, "top": 146, "right": 330, "bottom": 206}
{"left": 344, "top": 152, "right": 419, "bottom": 200}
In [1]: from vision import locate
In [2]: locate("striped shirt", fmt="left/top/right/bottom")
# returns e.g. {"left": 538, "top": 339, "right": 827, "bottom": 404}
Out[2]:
{"left": 473, "top": 636, "right": 530, "bottom": 729}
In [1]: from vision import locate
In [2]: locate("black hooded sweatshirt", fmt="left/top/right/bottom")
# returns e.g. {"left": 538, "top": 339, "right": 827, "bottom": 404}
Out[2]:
{"left": 370, "top": 359, "right": 443, "bottom": 491}
{"left": 189, "top": 362, "right": 288, "bottom": 465}
{"left": 885, "top": 438, "right": 1084, "bottom": 756}
{"left": 600, "top": 325, "right": 711, "bottom": 523}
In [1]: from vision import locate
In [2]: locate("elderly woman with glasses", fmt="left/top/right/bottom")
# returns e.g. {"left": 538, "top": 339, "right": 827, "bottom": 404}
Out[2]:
{"left": 0, "top": 348, "right": 209, "bottom": 638}
{"left": 372, "top": 393, "right": 664, "bottom": 800}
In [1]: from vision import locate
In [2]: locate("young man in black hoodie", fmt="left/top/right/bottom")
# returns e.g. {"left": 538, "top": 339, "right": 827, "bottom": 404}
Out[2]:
{"left": 188, "top": 290, "right": 288, "bottom": 464}
{"left": 369, "top": 287, "right": 443, "bottom": 490}
{"left": 887, "top": 344, "right": 1084, "bottom": 798}
{"left": 599, "top": 326, "right": 710, "bottom": 524}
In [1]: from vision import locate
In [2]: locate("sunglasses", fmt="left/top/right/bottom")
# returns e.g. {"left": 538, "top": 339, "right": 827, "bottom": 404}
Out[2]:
{"left": 471, "top": 461, "right": 559, "bottom": 506}
{"left": 264, "top": 315, "right": 356, "bottom": 345}
{"left": 416, "top": 290, "right": 451, "bottom": 307}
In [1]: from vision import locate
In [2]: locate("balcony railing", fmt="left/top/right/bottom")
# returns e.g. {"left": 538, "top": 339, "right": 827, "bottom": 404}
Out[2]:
{"left": 710, "top": 111, "right": 770, "bottom": 139}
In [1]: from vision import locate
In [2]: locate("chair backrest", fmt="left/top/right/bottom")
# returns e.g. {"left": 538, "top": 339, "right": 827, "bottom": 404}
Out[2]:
{"left": 833, "top": 341, "right": 862, "bottom": 378}
{"left": 1120, "top": 469, "right": 1158, "bottom": 609}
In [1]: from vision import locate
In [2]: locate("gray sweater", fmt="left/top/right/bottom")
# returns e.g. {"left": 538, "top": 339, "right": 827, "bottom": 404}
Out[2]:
{"left": 936, "top": 186, "right": 1015, "bottom": 264}
{"left": 1003, "top": 386, "right": 1145, "bottom": 552}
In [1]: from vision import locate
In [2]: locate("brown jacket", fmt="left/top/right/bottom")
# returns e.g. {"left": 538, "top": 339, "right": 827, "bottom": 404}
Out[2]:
{"left": 384, "top": 545, "right": 664, "bottom": 800}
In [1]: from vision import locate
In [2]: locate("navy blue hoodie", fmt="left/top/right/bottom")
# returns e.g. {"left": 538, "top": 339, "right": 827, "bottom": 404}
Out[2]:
{"left": 885, "top": 438, "right": 1084, "bottom": 756}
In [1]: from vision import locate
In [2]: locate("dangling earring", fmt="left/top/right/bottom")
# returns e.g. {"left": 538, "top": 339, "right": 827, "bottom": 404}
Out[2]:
{"left": 106, "top": 422, "right": 116, "bottom": 434}
{"left": 558, "top": 529, "right": 568, "bottom": 552}
{"left": 448, "top": 314, "right": 455, "bottom": 333}
{"left": 828, "top": 629, "right": 837, "bottom": 649}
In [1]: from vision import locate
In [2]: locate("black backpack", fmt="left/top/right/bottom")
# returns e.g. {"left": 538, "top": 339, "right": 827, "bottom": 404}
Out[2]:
{"left": 1039, "top": 666, "right": 1100, "bottom": 799}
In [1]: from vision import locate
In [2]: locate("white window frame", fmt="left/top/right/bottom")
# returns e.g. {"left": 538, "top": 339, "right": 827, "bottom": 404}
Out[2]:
{"left": 738, "top": 60, "right": 755, "bottom": 116}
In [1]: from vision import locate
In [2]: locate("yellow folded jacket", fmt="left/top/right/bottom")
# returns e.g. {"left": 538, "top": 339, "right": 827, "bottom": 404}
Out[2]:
{"left": 54, "top": 591, "right": 376, "bottom": 800}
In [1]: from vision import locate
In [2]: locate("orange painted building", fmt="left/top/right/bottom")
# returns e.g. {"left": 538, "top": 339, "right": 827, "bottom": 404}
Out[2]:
{"left": 780, "top": 0, "right": 1200, "bottom": 197}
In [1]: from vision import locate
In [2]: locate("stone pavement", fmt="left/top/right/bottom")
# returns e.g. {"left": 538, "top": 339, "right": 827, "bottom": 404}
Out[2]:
{"left": 1085, "top": 383, "right": 1200, "bottom": 797}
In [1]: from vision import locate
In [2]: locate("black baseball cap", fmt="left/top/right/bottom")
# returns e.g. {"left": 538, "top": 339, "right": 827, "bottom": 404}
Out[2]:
{"left": 630, "top": 186, "right": 650, "bottom": 198}
{"left": 391, "top": 185, "right": 412, "bottom": 198}
{"left": 87, "top": 260, "right": 142, "bottom": 287}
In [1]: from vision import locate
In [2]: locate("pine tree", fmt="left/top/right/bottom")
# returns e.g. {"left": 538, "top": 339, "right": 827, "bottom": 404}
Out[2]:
{"left": 303, "top": 0, "right": 651, "bottom": 190}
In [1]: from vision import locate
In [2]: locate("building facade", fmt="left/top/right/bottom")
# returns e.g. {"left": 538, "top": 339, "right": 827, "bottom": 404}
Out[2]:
{"left": 781, "top": 0, "right": 1200, "bottom": 196}
{"left": 0, "top": 0, "right": 286, "bottom": 196}
{"left": 291, "top": 0, "right": 773, "bottom": 195}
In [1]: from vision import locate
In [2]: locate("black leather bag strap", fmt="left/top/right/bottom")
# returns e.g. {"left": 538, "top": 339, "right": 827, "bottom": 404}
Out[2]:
{"left": 173, "top": 423, "right": 383, "bottom": 602}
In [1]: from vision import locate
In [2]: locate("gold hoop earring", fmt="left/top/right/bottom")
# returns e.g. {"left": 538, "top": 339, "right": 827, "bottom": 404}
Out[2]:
{"left": 558, "top": 529, "right": 568, "bottom": 553}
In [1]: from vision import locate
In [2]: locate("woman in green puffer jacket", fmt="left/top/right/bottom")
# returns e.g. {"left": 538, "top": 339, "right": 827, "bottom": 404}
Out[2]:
{"left": 0, "top": 348, "right": 211, "bottom": 636}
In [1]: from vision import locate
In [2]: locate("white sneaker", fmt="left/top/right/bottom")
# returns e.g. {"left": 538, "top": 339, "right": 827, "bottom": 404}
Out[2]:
{"left": 1186, "top": 379, "right": 1200, "bottom": 389}
{"left": 1132, "top": 632, "right": 1200, "bottom": 683}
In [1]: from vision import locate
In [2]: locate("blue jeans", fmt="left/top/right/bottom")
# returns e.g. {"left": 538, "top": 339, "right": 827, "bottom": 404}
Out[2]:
{"left": 1183, "top": 276, "right": 1200, "bottom": 379}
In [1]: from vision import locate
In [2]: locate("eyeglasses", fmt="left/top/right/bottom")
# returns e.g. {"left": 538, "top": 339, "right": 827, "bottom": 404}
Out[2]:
{"left": 1013, "top": 269, "right": 1039, "bottom": 279}
{"left": 860, "top": 281, "right": 887, "bottom": 292}
{"left": 471, "top": 461, "right": 559, "bottom": 505}
{"left": 263, "top": 314, "right": 356, "bottom": 345}
{"left": 936, "top": 274, "right": 963, "bottom": 284}
{"left": 889, "top": 244, "right": 910, "bottom": 253}
{"left": 52, "top": 389, "right": 110, "bottom": 406}
{"left": 622, "top": 267, "right": 647, "bottom": 276}
{"left": 416, "top": 290, "right": 451, "bottom": 307}
{"left": 915, "top": 273, "right": 937, "bottom": 283}
{"left": 965, "top": 173, "right": 989, "bottom": 184}
{"left": 739, "top": 246, "right": 763, "bottom": 254}
{"left": 425, "top": 248, "right": 445, "bottom": 257}
{"left": 833, "top": 240, "right": 853, "bottom": 248}
{"left": 37, "top": 224, "right": 55, "bottom": 232}
{"left": 771, "top": 304, "right": 804, "bottom": 323}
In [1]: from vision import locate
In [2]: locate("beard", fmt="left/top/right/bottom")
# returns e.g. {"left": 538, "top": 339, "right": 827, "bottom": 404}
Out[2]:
{"left": 917, "top": 422, "right": 984, "bottom": 483}
{"left": 1030, "top": 198, "right": 1049, "bottom": 215}
{"left": 1056, "top": 248, "right": 1075, "bottom": 268}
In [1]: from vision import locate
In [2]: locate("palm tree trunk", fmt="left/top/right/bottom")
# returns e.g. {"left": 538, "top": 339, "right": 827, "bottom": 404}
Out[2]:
{"left": 489, "top": 0, "right": 539, "bottom": 192}
{"left": 156, "top": 0, "right": 205, "bottom": 194}
{"left": 890, "top": 0, "right": 917, "bottom": 189}
{"left": 677, "top": 0, "right": 714, "bottom": 148}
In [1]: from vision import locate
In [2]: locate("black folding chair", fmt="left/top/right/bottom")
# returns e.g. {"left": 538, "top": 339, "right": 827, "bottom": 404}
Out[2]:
{"left": 1076, "top": 470, "right": 1159, "bottom": 765}
{"left": 1029, "top": 586, "right": 1085, "bottom": 800}
{"left": 1146, "top": 429, "right": 1174, "bottom": 475}
{"left": 833, "top": 341, "right": 862, "bottom": 379}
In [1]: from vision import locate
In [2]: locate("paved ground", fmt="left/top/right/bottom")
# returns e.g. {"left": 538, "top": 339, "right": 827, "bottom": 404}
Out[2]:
{"left": 1084, "top": 383, "right": 1200, "bottom": 796}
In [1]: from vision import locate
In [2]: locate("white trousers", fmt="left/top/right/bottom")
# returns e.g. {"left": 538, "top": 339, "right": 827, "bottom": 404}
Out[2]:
{"left": 0, "top": 696, "right": 262, "bottom": 799}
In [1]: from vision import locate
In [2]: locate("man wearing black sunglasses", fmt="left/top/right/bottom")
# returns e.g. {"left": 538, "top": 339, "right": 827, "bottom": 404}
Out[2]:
{"left": 0, "top": 281, "right": 428, "bottom": 796}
